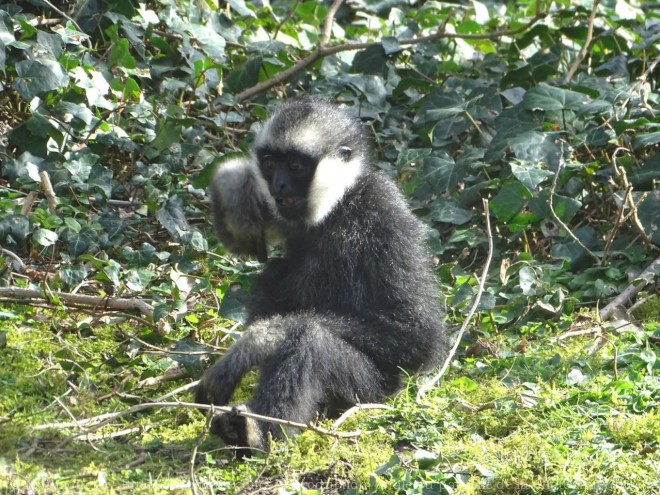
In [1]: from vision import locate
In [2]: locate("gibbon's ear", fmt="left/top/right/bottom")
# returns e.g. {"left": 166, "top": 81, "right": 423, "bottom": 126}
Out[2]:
{"left": 338, "top": 146, "right": 352, "bottom": 161}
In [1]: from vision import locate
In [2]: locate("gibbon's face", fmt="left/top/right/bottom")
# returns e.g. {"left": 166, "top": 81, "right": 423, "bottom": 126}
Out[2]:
{"left": 256, "top": 146, "right": 318, "bottom": 221}
{"left": 253, "top": 99, "right": 369, "bottom": 225}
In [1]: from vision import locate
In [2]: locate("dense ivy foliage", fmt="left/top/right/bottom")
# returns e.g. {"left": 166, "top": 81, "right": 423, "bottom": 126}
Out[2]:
{"left": 1, "top": 1, "right": 659, "bottom": 494}
{"left": 0, "top": 0, "right": 658, "bottom": 332}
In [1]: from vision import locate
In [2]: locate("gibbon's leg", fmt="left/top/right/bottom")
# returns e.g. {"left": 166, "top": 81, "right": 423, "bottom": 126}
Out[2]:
{"left": 195, "top": 318, "right": 287, "bottom": 406}
{"left": 210, "top": 316, "right": 399, "bottom": 455}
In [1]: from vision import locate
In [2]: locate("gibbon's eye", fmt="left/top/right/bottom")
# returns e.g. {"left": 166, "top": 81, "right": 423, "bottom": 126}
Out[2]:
{"left": 260, "top": 156, "right": 276, "bottom": 171}
{"left": 289, "top": 162, "right": 302, "bottom": 172}
{"left": 338, "top": 146, "right": 352, "bottom": 160}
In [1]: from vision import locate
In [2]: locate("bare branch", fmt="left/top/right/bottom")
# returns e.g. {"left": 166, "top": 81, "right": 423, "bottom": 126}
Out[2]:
{"left": 416, "top": 199, "right": 494, "bottom": 402}
{"left": 34, "top": 401, "right": 372, "bottom": 444}
{"left": 599, "top": 255, "right": 660, "bottom": 321}
{"left": 235, "top": 9, "right": 548, "bottom": 102}
{"left": 39, "top": 171, "right": 58, "bottom": 216}
{"left": 563, "top": 0, "right": 601, "bottom": 85}
{"left": 0, "top": 287, "right": 154, "bottom": 318}
{"left": 321, "top": 0, "right": 345, "bottom": 47}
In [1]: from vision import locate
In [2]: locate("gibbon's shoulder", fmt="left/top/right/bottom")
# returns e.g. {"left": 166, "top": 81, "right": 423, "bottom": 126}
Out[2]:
{"left": 343, "top": 171, "right": 424, "bottom": 229}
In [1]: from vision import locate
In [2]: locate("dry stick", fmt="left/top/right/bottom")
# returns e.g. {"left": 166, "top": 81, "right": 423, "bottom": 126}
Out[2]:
{"left": 599, "top": 255, "right": 660, "bottom": 321}
{"left": 38, "top": 171, "right": 58, "bottom": 216}
{"left": 0, "top": 287, "right": 154, "bottom": 318}
{"left": 610, "top": 148, "right": 654, "bottom": 247}
{"left": 320, "top": 0, "right": 345, "bottom": 47}
{"left": 330, "top": 403, "right": 393, "bottom": 430}
{"left": 39, "top": 401, "right": 367, "bottom": 441}
{"left": 562, "top": 0, "right": 601, "bottom": 85}
{"left": 21, "top": 191, "right": 39, "bottom": 215}
{"left": 235, "top": 6, "right": 547, "bottom": 102}
{"left": 548, "top": 151, "right": 600, "bottom": 264}
{"left": 416, "top": 199, "right": 494, "bottom": 402}
{"left": 273, "top": 0, "right": 301, "bottom": 41}
{"left": 0, "top": 248, "right": 25, "bottom": 269}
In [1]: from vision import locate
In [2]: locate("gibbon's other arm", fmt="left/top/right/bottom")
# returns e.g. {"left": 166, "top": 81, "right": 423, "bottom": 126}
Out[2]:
{"left": 209, "top": 157, "right": 277, "bottom": 262}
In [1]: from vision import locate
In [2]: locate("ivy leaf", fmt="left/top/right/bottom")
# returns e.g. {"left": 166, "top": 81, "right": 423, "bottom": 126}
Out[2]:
{"left": 510, "top": 161, "right": 553, "bottom": 190}
{"left": 428, "top": 199, "right": 473, "bottom": 225}
{"left": 124, "top": 268, "right": 154, "bottom": 291}
{"left": 156, "top": 196, "right": 190, "bottom": 238}
{"left": 219, "top": 280, "right": 251, "bottom": 324}
{"left": 352, "top": 44, "right": 387, "bottom": 75}
{"left": 108, "top": 38, "right": 137, "bottom": 69}
{"left": 60, "top": 264, "right": 88, "bottom": 288}
{"left": 14, "top": 59, "right": 69, "bottom": 99}
{"left": 0, "top": 11, "right": 14, "bottom": 45}
{"left": 225, "top": 57, "right": 262, "bottom": 93}
{"left": 89, "top": 163, "right": 114, "bottom": 198}
{"left": 33, "top": 228, "right": 58, "bottom": 247}
{"left": 523, "top": 83, "right": 589, "bottom": 112}
{"left": 228, "top": 0, "right": 256, "bottom": 17}
{"left": 490, "top": 182, "right": 532, "bottom": 222}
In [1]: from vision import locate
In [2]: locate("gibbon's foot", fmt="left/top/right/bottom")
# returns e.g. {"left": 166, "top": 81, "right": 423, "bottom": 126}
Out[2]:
{"left": 210, "top": 404, "right": 264, "bottom": 459}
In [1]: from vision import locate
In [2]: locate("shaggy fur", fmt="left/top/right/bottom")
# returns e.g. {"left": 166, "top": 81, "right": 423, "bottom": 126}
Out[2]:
{"left": 197, "top": 98, "right": 449, "bottom": 457}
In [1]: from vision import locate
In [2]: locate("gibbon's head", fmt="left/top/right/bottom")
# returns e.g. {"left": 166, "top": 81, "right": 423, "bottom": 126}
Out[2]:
{"left": 253, "top": 98, "right": 371, "bottom": 226}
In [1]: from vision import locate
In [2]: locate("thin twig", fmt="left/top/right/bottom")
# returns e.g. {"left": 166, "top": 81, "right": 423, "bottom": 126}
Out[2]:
{"left": 416, "top": 199, "right": 494, "bottom": 402}
{"left": 562, "top": 0, "right": 601, "bottom": 85}
{"left": 331, "top": 403, "right": 393, "bottom": 430}
{"left": 0, "top": 248, "right": 25, "bottom": 268}
{"left": 36, "top": 401, "right": 368, "bottom": 441}
{"left": 548, "top": 146, "right": 600, "bottom": 264}
{"left": 273, "top": 0, "right": 301, "bottom": 40}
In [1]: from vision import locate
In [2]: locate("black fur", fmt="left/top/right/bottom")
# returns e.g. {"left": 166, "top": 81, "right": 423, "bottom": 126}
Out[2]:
{"left": 197, "top": 98, "right": 449, "bottom": 456}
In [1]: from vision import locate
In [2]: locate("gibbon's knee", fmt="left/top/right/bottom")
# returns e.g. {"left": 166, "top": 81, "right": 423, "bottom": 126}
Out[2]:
{"left": 195, "top": 318, "right": 288, "bottom": 406}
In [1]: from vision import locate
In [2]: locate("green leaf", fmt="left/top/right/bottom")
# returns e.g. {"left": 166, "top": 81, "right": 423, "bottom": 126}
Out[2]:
{"left": 60, "top": 265, "right": 88, "bottom": 288}
{"left": 510, "top": 161, "right": 553, "bottom": 190}
{"left": 108, "top": 38, "right": 137, "bottom": 69}
{"left": 33, "top": 228, "right": 58, "bottom": 247}
{"left": 14, "top": 59, "right": 69, "bottom": 99}
{"left": 225, "top": 57, "right": 262, "bottom": 93}
{"left": 396, "top": 148, "right": 432, "bottom": 171}
{"left": 151, "top": 118, "right": 183, "bottom": 152}
{"left": 633, "top": 132, "right": 660, "bottom": 151}
{"left": 523, "top": 83, "right": 589, "bottom": 112}
{"left": 156, "top": 196, "right": 190, "bottom": 238}
{"left": 228, "top": 0, "right": 256, "bottom": 17}
{"left": 168, "top": 340, "right": 216, "bottom": 378}
{"left": 219, "top": 279, "right": 252, "bottom": 324}
{"left": 490, "top": 182, "right": 532, "bottom": 222}
{"left": 428, "top": 199, "right": 472, "bottom": 225}
{"left": 124, "top": 268, "right": 154, "bottom": 291}
{"left": 352, "top": 44, "right": 387, "bottom": 75}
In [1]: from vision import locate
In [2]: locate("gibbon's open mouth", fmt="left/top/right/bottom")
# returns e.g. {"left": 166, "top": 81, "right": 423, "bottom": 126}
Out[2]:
{"left": 276, "top": 197, "right": 303, "bottom": 209}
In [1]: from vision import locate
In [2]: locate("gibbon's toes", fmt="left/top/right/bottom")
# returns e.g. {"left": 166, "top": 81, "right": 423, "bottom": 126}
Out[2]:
{"left": 210, "top": 404, "right": 264, "bottom": 459}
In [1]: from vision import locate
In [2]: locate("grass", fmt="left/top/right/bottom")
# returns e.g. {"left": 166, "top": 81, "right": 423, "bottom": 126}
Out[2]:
{"left": 0, "top": 306, "right": 658, "bottom": 494}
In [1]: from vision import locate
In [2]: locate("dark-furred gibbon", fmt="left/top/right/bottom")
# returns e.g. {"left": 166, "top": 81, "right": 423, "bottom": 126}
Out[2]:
{"left": 196, "top": 98, "right": 449, "bottom": 456}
